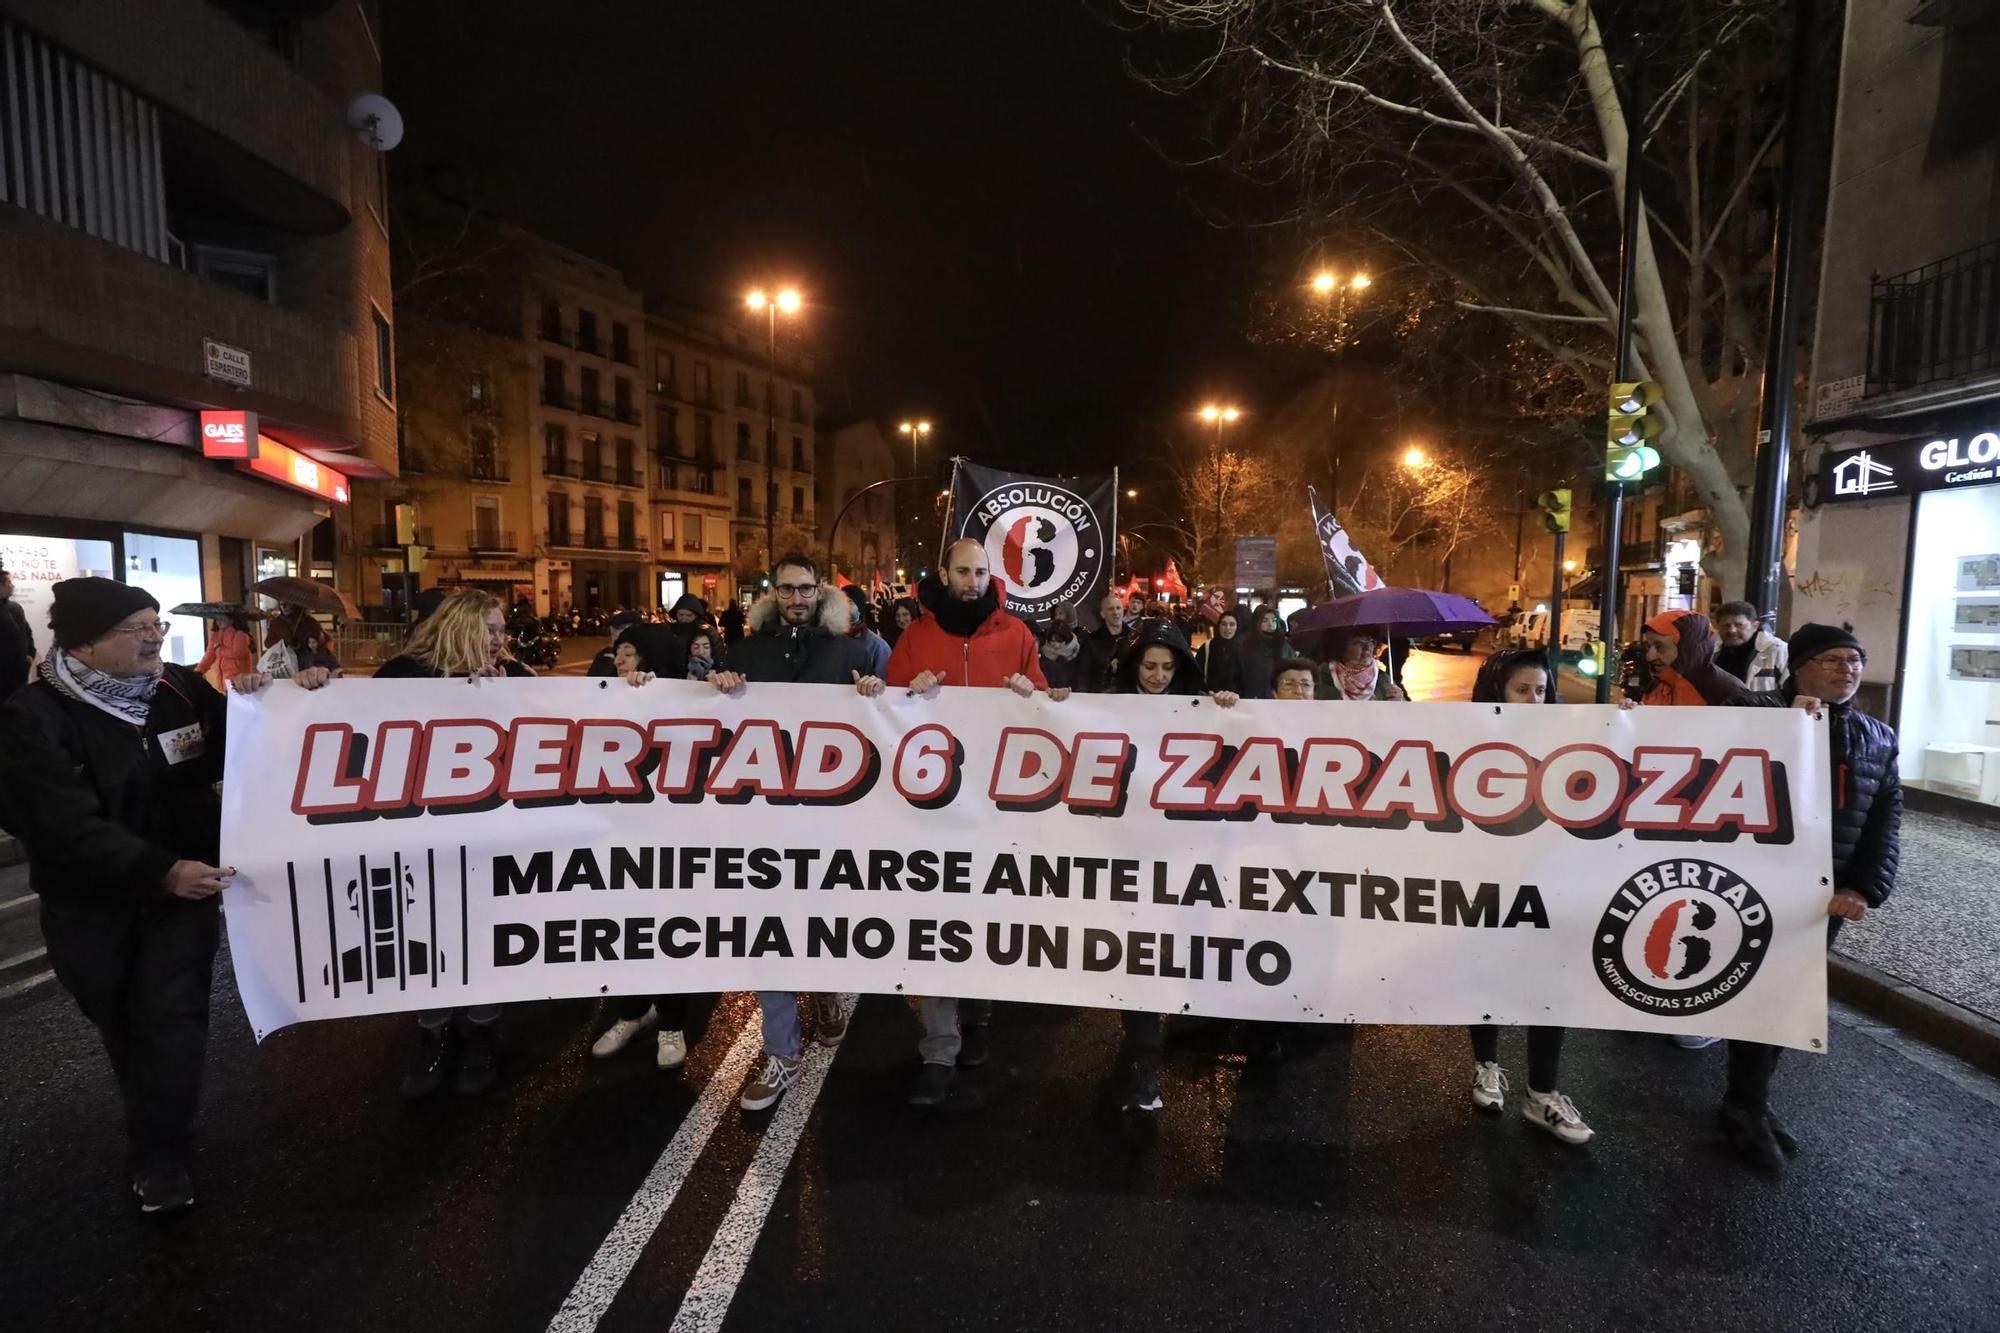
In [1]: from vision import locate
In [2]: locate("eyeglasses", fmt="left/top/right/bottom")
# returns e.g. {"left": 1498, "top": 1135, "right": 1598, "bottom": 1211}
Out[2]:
{"left": 774, "top": 583, "right": 818, "bottom": 600}
{"left": 1813, "top": 653, "right": 1865, "bottom": 670}
{"left": 114, "top": 619, "right": 170, "bottom": 640}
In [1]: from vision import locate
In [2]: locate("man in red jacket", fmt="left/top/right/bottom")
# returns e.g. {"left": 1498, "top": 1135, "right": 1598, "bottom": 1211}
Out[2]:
{"left": 887, "top": 539, "right": 1067, "bottom": 1106}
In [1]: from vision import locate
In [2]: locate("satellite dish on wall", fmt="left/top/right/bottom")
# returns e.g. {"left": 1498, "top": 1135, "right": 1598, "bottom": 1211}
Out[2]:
{"left": 346, "top": 93, "right": 404, "bottom": 152}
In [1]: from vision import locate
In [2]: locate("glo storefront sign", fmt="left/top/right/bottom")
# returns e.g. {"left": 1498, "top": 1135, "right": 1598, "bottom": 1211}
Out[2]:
{"left": 1819, "top": 428, "right": 2000, "bottom": 503}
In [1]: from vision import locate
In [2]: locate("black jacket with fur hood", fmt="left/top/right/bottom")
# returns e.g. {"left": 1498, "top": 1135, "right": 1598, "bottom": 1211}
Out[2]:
{"left": 723, "top": 585, "right": 872, "bottom": 685}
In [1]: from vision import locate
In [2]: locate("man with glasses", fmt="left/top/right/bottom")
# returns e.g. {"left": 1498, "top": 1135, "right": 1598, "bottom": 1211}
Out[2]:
{"left": 1724, "top": 622, "right": 1900, "bottom": 1172}
{"left": 707, "top": 552, "right": 883, "bottom": 1111}
{"left": 0, "top": 578, "right": 327, "bottom": 1213}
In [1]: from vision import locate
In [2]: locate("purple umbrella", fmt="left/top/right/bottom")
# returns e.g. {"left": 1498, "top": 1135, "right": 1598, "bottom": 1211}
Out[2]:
{"left": 1293, "top": 587, "right": 1496, "bottom": 636}
{"left": 1292, "top": 587, "right": 1496, "bottom": 679}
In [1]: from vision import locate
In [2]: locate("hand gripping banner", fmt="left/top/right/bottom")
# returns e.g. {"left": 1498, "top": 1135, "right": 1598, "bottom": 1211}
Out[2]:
{"left": 220, "top": 679, "right": 1833, "bottom": 1051}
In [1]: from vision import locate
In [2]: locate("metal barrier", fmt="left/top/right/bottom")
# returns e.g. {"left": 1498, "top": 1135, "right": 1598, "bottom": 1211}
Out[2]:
{"left": 330, "top": 622, "right": 410, "bottom": 668}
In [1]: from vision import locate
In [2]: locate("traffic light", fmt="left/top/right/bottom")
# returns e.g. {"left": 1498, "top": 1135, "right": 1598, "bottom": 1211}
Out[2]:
{"left": 1606, "top": 380, "right": 1663, "bottom": 482}
{"left": 1537, "top": 488, "right": 1572, "bottom": 534}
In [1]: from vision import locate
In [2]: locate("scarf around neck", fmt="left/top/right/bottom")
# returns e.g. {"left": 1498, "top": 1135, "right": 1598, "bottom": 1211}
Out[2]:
{"left": 41, "top": 642, "right": 163, "bottom": 726}
{"left": 1332, "top": 657, "right": 1380, "bottom": 702}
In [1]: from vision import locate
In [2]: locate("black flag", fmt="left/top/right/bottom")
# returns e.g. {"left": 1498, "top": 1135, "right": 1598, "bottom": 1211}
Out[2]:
{"left": 1309, "top": 485, "right": 1384, "bottom": 599}
{"left": 948, "top": 461, "right": 1116, "bottom": 629}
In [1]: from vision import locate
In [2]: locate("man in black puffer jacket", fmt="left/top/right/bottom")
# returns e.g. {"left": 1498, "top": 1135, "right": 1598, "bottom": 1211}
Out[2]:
{"left": 0, "top": 579, "right": 330, "bottom": 1213}
{"left": 1725, "top": 621, "right": 1900, "bottom": 1171}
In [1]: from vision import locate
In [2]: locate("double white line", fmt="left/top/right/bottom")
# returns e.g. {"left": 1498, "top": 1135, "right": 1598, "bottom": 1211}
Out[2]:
{"left": 547, "top": 998, "right": 850, "bottom": 1333}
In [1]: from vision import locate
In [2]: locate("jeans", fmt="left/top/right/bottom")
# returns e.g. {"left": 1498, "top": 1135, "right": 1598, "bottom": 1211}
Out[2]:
{"left": 757, "top": 991, "right": 803, "bottom": 1061}
{"left": 916, "top": 997, "right": 993, "bottom": 1065}
{"left": 1725, "top": 918, "right": 1846, "bottom": 1111}
{"left": 41, "top": 895, "right": 221, "bottom": 1171}
{"left": 1469, "top": 1025, "right": 1566, "bottom": 1093}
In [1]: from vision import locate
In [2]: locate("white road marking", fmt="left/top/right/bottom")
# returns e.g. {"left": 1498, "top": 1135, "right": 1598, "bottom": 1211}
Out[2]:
{"left": 668, "top": 998, "right": 851, "bottom": 1333}
{"left": 0, "top": 969, "right": 55, "bottom": 1001}
{"left": 0, "top": 945, "right": 47, "bottom": 970}
{"left": 544, "top": 1012, "right": 764, "bottom": 1333}
{"left": 0, "top": 892, "right": 38, "bottom": 917}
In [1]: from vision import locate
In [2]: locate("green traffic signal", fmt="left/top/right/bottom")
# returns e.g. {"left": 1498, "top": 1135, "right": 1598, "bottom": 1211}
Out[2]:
{"left": 1605, "top": 379, "right": 1664, "bottom": 482}
{"left": 1605, "top": 444, "right": 1662, "bottom": 482}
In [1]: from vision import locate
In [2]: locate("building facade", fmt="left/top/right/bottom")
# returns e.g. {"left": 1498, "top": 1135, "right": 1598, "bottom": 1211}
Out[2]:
{"left": 0, "top": 0, "right": 395, "bottom": 662}
{"left": 1796, "top": 0, "right": 2000, "bottom": 808}
{"left": 645, "top": 308, "right": 738, "bottom": 610}
{"left": 817, "top": 419, "right": 901, "bottom": 588}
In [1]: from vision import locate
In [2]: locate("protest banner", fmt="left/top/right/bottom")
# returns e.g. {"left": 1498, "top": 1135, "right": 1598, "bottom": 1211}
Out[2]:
{"left": 220, "top": 679, "right": 1832, "bottom": 1050}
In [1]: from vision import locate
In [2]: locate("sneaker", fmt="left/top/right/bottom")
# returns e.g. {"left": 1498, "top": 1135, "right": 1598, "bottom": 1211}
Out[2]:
{"left": 1671, "top": 1033, "right": 1723, "bottom": 1050}
{"left": 591, "top": 1006, "right": 658, "bottom": 1058}
{"left": 1471, "top": 1060, "right": 1509, "bottom": 1111}
{"left": 908, "top": 1061, "right": 957, "bottom": 1106}
{"left": 740, "top": 1052, "right": 802, "bottom": 1111}
{"left": 1522, "top": 1089, "right": 1595, "bottom": 1145}
{"left": 811, "top": 994, "right": 849, "bottom": 1047}
{"left": 454, "top": 1020, "right": 500, "bottom": 1095}
{"left": 131, "top": 1161, "right": 194, "bottom": 1215}
{"left": 958, "top": 1022, "right": 991, "bottom": 1069}
{"left": 400, "top": 1023, "right": 456, "bottom": 1100}
{"left": 1719, "top": 1103, "right": 1785, "bottom": 1173}
{"left": 656, "top": 1029, "right": 687, "bottom": 1071}
{"left": 1120, "top": 1061, "right": 1163, "bottom": 1113}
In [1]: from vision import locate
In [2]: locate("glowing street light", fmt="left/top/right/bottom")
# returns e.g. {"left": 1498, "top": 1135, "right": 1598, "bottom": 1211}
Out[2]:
{"left": 1402, "top": 444, "right": 1431, "bottom": 470}
{"left": 1198, "top": 404, "right": 1241, "bottom": 424}
{"left": 1125, "top": 487, "right": 1139, "bottom": 499}
{"left": 1311, "top": 270, "right": 1371, "bottom": 296}
{"left": 744, "top": 283, "right": 806, "bottom": 568}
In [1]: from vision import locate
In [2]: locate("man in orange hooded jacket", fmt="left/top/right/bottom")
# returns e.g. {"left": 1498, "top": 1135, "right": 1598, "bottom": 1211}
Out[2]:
{"left": 887, "top": 539, "right": 1067, "bottom": 1106}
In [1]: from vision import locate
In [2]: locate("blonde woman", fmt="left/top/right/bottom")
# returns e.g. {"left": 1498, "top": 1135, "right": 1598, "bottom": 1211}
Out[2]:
{"left": 376, "top": 590, "right": 530, "bottom": 683}
{"left": 373, "top": 590, "right": 533, "bottom": 1097}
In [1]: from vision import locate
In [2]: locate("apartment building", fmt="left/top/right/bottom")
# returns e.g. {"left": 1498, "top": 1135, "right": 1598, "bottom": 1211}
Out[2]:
{"left": 817, "top": 419, "right": 901, "bottom": 587}
{"left": 0, "top": 0, "right": 395, "bottom": 662}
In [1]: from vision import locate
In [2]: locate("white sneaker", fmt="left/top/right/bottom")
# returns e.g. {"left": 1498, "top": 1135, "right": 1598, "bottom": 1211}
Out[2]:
{"left": 1523, "top": 1089, "right": 1595, "bottom": 1145}
{"left": 1471, "top": 1060, "right": 1509, "bottom": 1111}
{"left": 739, "top": 1052, "right": 802, "bottom": 1111}
{"left": 656, "top": 1029, "right": 687, "bottom": 1070}
{"left": 1671, "top": 1034, "right": 1722, "bottom": 1050}
{"left": 590, "top": 1006, "right": 657, "bottom": 1058}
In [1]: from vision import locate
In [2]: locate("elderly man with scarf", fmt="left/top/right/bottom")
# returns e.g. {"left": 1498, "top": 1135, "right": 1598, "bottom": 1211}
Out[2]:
{"left": 0, "top": 578, "right": 326, "bottom": 1214}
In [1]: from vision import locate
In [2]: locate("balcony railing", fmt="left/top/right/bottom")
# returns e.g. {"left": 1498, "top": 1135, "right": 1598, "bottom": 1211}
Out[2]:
{"left": 613, "top": 405, "right": 640, "bottom": 425}
{"left": 737, "top": 501, "right": 762, "bottom": 518}
{"left": 543, "top": 456, "right": 578, "bottom": 478}
{"left": 468, "top": 460, "right": 511, "bottom": 482}
{"left": 611, "top": 343, "right": 636, "bottom": 366}
{"left": 614, "top": 467, "right": 642, "bottom": 489}
{"left": 576, "top": 333, "right": 603, "bottom": 357}
{"left": 466, "top": 529, "right": 517, "bottom": 551}
{"left": 579, "top": 396, "right": 602, "bottom": 417}
{"left": 561, "top": 532, "right": 648, "bottom": 553}
{"left": 1867, "top": 240, "right": 2000, "bottom": 398}
{"left": 541, "top": 386, "right": 572, "bottom": 410}
{"left": 366, "top": 524, "right": 433, "bottom": 548}
{"left": 539, "top": 322, "right": 572, "bottom": 347}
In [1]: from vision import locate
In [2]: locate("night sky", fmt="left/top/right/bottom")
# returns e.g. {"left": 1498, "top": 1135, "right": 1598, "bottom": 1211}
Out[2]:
{"left": 384, "top": 1, "right": 1322, "bottom": 484}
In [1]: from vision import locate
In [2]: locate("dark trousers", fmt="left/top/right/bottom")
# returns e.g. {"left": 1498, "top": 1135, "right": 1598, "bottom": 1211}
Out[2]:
{"left": 619, "top": 993, "right": 690, "bottom": 1027}
{"left": 1726, "top": 917, "right": 1846, "bottom": 1111}
{"left": 1469, "top": 1025, "right": 1566, "bottom": 1093}
{"left": 41, "top": 896, "right": 221, "bottom": 1172}
{"left": 1122, "top": 1010, "right": 1164, "bottom": 1067}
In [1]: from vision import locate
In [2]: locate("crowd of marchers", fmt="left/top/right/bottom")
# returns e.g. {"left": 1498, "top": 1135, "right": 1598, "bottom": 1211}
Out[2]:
{"left": 0, "top": 551, "right": 1899, "bottom": 1216}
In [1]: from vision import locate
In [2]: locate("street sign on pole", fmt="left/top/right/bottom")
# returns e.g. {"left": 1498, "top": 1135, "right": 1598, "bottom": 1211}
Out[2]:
{"left": 1233, "top": 535, "right": 1277, "bottom": 595}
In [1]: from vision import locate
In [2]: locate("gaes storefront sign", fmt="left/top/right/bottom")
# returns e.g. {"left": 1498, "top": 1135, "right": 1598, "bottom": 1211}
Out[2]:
{"left": 1819, "top": 429, "right": 2000, "bottom": 503}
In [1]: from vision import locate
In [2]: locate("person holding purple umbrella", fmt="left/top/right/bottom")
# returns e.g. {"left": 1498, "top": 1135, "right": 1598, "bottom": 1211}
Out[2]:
{"left": 1315, "top": 627, "right": 1407, "bottom": 701}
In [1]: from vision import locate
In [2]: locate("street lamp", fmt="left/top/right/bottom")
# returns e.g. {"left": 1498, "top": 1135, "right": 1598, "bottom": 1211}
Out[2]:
{"left": 1198, "top": 404, "right": 1242, "bottom": 583}
{"left": 1402, "top": 444, "right": 1431, "bottom": 470}
{"left": 745, "top": 284, "right": 804, "bottom": 574}
{"left": 1125, "top": 487, "right": 1138, "bottom": 499}
{"left": 897, "top": 420, "right": 934, "bottom": 574}
{"left": 1308, "top": 269, "right": 1371, "bottom": 514}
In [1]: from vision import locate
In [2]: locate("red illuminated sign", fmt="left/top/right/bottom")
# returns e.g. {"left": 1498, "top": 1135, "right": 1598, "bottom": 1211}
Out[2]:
{"left": 239, "top": 436, "right": 351, "bottom": 505}
{"left": 199, "top": 410, "right": 259, "bottom": 459}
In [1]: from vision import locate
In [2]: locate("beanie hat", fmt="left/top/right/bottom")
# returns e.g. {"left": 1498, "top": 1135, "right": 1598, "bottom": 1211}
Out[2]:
{"left": 1787, "top": 622, "right": 1862, "bottom": 669}
{"left": 49, "top": 577, "right": 159, "bottom": 649}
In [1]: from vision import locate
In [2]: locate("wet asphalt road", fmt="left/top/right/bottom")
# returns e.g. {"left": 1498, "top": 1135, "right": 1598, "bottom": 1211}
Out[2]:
{"left": 3, "top": 937, "right": 1998, "bottom": 1333}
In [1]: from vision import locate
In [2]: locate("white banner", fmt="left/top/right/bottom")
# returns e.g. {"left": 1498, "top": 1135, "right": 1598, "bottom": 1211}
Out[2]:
{"left": 220, "top": 680, "right": 1833, "bottom": 1051}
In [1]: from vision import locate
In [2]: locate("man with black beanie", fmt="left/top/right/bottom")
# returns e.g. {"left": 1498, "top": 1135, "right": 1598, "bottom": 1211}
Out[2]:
{"left": 0, "top": 577, "right": 327, "bottom": 1213}
{"left": 1724, "top": 621, "right": 1900, "bottom": 1171}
